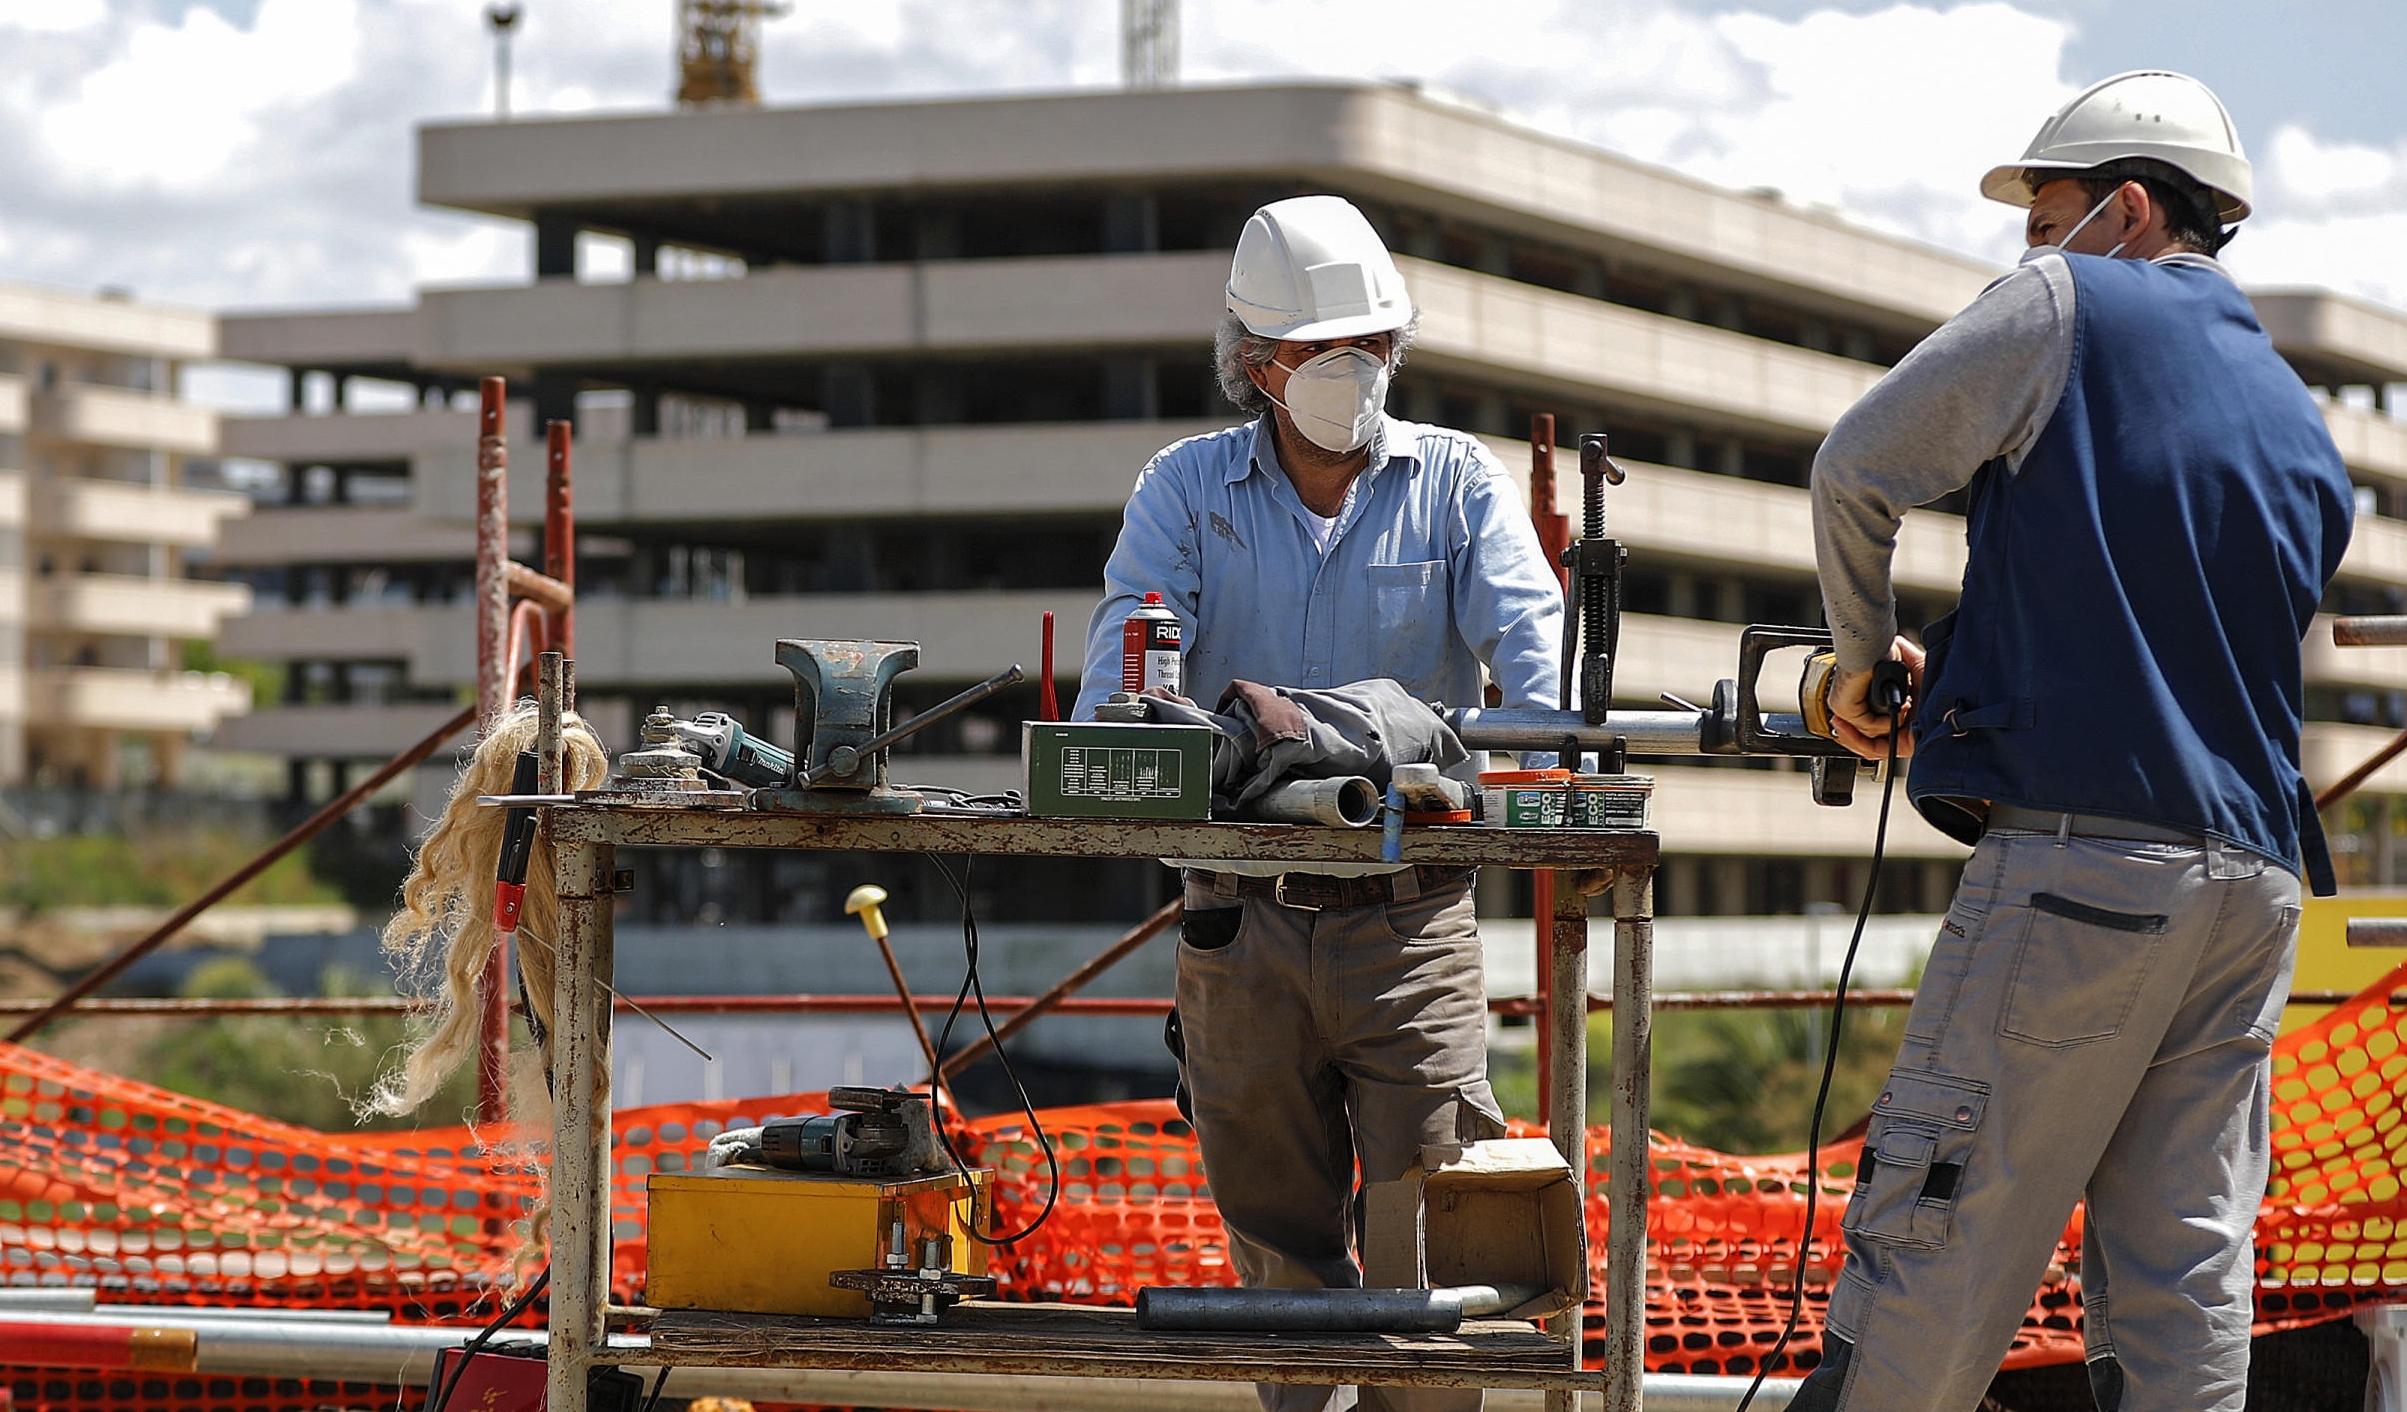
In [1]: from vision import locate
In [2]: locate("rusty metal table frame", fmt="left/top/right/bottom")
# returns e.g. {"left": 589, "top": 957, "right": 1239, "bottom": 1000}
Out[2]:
{"left": 542, "top": 807, "right": 1660, "bottom": 1412}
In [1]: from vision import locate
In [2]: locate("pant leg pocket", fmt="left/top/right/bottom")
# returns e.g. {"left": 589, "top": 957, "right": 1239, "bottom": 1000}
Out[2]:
{"left": 1844, "top": 1070, "right": 1988, "bottom": 1250}
{"left": 1998, "top": 892, "right": 2169, "bottom": 1047}
{"left": 1181, "top": 903, "right": 1246, "bottom": 953}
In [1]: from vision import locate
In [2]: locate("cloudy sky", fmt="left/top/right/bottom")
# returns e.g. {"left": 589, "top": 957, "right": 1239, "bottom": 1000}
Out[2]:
{"left": 1, "top": 0, "right": 2401, "bottom": 340}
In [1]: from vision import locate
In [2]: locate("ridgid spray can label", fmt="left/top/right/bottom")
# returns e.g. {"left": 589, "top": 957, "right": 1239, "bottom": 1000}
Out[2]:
{"left": 1121, "top": 592, "right": 1184, "bottom": 695}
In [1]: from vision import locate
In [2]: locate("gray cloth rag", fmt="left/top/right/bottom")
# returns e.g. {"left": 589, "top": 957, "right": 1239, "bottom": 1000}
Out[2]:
{"left": 1139, "top": 678, "right": 1469, "bottom": 813}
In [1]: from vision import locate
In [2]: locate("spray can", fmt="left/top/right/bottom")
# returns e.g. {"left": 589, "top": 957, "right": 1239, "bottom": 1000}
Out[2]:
{"left": 1121, "top": 592, "right": 1184, "bottom": 695}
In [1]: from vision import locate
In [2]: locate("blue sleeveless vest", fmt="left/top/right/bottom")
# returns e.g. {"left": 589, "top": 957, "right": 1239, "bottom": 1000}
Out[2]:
{"left": 1907, "top": 254, "right": 2354, "bottom": 894}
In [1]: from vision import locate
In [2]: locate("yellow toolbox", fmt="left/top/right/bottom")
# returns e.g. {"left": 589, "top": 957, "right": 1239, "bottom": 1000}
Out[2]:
{"left": 646, "top": 1164, "right": 992, "bottom": 1318}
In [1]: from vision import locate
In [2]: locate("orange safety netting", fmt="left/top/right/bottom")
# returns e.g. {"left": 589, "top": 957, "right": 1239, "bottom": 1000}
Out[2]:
{"left": 4, "top": 960, "right": 2407, "bottom": 1400}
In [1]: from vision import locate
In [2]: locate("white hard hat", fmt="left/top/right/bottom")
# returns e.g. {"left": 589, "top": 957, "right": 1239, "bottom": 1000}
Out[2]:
{"left": 1225, "top": 195, "right": 1413, "bottom": 341}
{"left": 1981, "top": 70, "right": 2252, "bottom": 223}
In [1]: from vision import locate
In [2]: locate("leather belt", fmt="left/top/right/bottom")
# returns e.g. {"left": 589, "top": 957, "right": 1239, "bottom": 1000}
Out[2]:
{"left": 1186, "top": 866, "right": 1475, "bottom": 912}
{"left": 1984, "top": 804, "right": 2204, "bottom": 845}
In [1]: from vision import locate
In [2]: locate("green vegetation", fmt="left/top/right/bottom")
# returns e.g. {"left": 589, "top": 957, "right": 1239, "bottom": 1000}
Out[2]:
{"left": 1489, "top": 1000, "right": 1912, "bottom": 1155}
{"left": 182, "top": 638, "right": 284, "bottom": 708}
{"left": 0, "top": 830, "right": 341, "bottom": 914}
{"left": 135, "top": 957, "right": 479, "bottom": 1133}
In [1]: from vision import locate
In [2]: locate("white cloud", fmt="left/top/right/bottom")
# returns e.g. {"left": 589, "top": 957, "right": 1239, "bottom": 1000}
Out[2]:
{"left": 40, "top": 0, "right": 362, "bottom": 193}
{"left": 0, "top": 0, "right": 103, "bottom": 33}
{"left": 0, "top": 0, "right": 2400, "bottom": 322}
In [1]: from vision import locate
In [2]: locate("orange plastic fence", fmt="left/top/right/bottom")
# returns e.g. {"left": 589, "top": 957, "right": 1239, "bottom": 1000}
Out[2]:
{"left": 4, "top": 959, "right": 2407, "bottom": 1404}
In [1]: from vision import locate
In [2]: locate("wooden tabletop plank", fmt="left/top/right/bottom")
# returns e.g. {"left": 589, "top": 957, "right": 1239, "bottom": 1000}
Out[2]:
{"left": 633, "top": 1304, "right": 1604, "bottom": 1391}
{"left": 549, "top": 806, "right": 1657, "bottom": 869}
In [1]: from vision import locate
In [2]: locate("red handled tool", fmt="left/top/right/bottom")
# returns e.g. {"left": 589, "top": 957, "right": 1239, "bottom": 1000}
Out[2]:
{"left": 493, "top": 750, "right": 540, "bottom": 933}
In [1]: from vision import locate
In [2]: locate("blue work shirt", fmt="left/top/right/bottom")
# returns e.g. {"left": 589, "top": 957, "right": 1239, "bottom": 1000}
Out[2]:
{"left": 1075, "top": 415, "right": 1563, "bottom": 721}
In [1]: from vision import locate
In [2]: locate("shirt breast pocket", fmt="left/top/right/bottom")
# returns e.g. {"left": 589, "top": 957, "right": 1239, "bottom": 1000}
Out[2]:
{"left": 1363, "top": 560, "right": 1451, "bottom": 680}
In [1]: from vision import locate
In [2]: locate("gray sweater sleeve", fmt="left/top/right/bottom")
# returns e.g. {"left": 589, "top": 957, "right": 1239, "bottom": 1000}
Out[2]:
{"left": 1813, "top": 255, "right": 2077, "bottom": 671}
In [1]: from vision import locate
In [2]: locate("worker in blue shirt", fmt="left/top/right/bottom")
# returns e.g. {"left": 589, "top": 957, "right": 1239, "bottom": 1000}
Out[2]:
{"left": 1798, "top": 73, "right": 2354, "bottom": 1412}
{"left": 1077, "top": 195, "right": 1564, "bottom": 1412}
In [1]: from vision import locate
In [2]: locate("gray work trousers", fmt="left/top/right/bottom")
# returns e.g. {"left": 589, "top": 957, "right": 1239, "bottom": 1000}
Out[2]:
{"left": 1817, "top": 827, "right": 2299, "bottom": 1412}
{"left": 1176, "top": 872, "right": 1507, "bottom": 1412}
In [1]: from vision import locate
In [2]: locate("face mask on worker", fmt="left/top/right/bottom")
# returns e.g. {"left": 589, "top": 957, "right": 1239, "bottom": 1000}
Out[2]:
{"left": 2020, "top": 187, "right": 2130, "bottom": 266}
{"left": 1265, "top": 346, "right": 1390, "bottom": 453}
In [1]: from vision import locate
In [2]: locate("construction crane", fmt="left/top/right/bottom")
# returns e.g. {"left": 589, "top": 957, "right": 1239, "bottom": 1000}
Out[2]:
{"left": 677, "top": 0, "right": 788, "bottom": 108}
{"left": 1122, "top": 0, "right": 1178, "bottom": 90}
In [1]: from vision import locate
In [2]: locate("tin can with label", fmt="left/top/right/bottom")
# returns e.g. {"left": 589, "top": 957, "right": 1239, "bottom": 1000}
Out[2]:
{"left": 1121, "top": 592, "right": 1184, "bottom": 696}
{"left": 1478, "top": 768, "right": 1571, "bottom": 827}
{"left": 1568, "top": 774, "right": 1653, "bottom": 830}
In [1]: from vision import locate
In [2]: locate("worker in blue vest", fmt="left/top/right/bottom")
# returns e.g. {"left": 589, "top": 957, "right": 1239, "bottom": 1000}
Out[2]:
{"left": 1798, "top": 72, "right": 2355, "bottom": 1411}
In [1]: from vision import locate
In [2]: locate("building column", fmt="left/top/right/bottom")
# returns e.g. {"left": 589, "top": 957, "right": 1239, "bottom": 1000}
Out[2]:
{"left": 535, "top": 213, "right": 578, "bottom": 280}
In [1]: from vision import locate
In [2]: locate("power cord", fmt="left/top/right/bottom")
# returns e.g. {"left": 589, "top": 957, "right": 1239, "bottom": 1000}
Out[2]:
{"left": 424, "top": 1263, "right": 549, "bottom": 1412}
{"left": 1735, "top": 661, "right": 1909, "bottom": 1412}
{"left": 923, "top": 853, "right": 1063, "bottom": 1245}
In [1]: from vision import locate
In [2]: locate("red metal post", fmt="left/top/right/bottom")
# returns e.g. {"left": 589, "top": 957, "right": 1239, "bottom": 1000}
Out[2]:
{"left": 1039, "top": 611, "right": 1059, "bottom": 721}
{"left": 545, "top": 418, "right": 575, "bottom": 658}
{"left": 473, "top": 377, "right": 511, "bottom": 1127}
{"left": 1529, "top": 414, "right": 1571, "bottom": 1124}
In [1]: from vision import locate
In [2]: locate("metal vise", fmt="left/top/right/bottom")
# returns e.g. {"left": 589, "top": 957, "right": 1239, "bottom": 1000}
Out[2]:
{"left": 759, "top": 639, "right": 925, "bottom": 814}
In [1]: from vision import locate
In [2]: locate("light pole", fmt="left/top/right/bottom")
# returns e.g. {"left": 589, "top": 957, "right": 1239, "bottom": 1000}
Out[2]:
{"left": 486, "top": 4, "right": 521, "bottom": 120}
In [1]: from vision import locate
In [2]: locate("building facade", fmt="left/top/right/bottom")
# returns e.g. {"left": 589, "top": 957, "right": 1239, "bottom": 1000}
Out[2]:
{"left": 213, "top": 82, "right": 2407, "bottom": 921}
{"left": 0, "top": 282, "right": 250, "bottom": 788}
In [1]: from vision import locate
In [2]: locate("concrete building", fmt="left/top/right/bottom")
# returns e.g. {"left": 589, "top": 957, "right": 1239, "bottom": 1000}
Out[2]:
{"left": 0, "top": 282, "right": 250, "bottom": 787}
{"left": 212, "top": 81, "right": 2407, "bottom": 922}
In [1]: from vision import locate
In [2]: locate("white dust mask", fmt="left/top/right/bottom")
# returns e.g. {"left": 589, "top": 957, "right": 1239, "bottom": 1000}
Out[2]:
{"left": 1266, "top": 346, "right": 1390, "bottom": 453}
{"left": 2019, "top": 188, "right": 2129, "bottom": 266}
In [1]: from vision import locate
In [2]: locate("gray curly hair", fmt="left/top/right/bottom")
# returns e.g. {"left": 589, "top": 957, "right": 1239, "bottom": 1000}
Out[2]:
{"left": 1212, "top": 311, "right": 1420, "bottom": 415}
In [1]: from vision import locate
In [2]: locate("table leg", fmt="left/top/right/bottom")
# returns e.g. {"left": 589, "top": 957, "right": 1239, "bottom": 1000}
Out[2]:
{"left": 1543, "top": 869, "right": 1591, "bottom": 1412}
{"left": 547, "top": 837, "right": 616, "bottom": 1412}
{"left": 1605, "top": 868, "right": 1655, "bottom": 1412}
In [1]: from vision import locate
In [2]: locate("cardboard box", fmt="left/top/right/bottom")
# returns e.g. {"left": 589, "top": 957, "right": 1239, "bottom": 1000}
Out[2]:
{"left": 1022, "top": 721, "right": 1214, "bottom": 820}
{"left": 647, "top": 1165, "right": 990, "bottom": 1319}
{"left": 1361, "top": 1138, "right": 1588, "bottom": 1321}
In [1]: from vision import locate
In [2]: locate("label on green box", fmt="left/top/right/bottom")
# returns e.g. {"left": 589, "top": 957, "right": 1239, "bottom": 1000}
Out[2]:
{"left": 1024, "top": 722, "right": 1214, "bottom": 820}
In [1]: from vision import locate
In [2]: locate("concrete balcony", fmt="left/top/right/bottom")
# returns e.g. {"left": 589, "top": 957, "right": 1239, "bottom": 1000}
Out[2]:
{"left": 1650, "top": 761, "right": 1966, "bottom": 858}
{"left": 27, "top": 385, "right": 215, "bottom": 455}
{"left": 221, "top": 589, "right": 1091, "bottom": 689}
{"left": 2257, "top": 290, "right": 2407, "bottom": 388}
{"left": 216, "top": 305, "right": 416, "bottom": 375}
{"left": 27, "top": 666, "right": 248, "bottom": 733}
{"left": 29, "top": 574, "right": 252, "bottom": 639}
{"left": 214, "top": 505, "right": 506, "bottom": 566}
{"left": 0, "top": 375, "right": 23, "bottom": 436}
{"left": 30, "top": 477, "right": 249, "bottom": 548}
{"left": 418, "top": 83, "right": 1991, "bottom": 333}
{"left": 212, "top": 701, "right": 463, "bottom": 758}
{"left": 0, "top": 282, "right": 212, "bottom": 361}
{"left": 1408, "top": 257, "right": 1885, "bottom": 437}
{"left": 1491, "top": 442, "right": 1968, "bottom": 596}
{"left": 219, "top": 406, "right": 487, "bottom": 465}
{"left": 2327, "top": 402, "right": 2407, "bottom": 483}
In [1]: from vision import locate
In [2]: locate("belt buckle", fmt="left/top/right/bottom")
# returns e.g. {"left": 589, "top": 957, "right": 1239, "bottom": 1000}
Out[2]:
{"left": 1271, "top": 874, "right": 1323, "bottom": 912}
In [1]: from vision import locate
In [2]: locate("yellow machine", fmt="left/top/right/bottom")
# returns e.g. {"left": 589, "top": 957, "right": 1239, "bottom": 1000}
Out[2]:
{"left": 648, "top": 1164, "right": 992, "bottom": 1320}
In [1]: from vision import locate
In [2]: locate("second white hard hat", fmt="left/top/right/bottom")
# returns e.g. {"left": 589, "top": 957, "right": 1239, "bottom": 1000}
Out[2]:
{"left": 1225, "top": 195, "right": 1414, "bottom": 342}
{"left": 1981, "top": 70, "right": 2252, "bottom": 222}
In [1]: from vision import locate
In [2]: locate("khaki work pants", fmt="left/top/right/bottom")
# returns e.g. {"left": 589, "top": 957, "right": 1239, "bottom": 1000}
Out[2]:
{"left": 1176, "top": 872, "right": 1507, "bottom": 1412}
{"left": 1803, "top": 828, "right": 2300, "bottom": 1412}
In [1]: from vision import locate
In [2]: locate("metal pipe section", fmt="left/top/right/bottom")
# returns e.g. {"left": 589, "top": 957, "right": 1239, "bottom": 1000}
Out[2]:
{"left": 2335, "top": 615, "right": 2407, "bottom": 647}
{"left": 1449, "top": 707, "right": 1709, "bottom": 754}
{"left": 1544, "top": 870, "right": 1592, "bottom": 1412}
{"left": 1134, "top": 1284, "right": 1541, "bottom": 1334}
{"left": 545, "top": 417, "right": 576, "bottom": 657}
{"left": 1240, "top": 776, "right": 1380, "bottom": 827}
{"left": 0, "top": 1309, "right": 1798, "bottom": 1411}
{"left": 938, "top": 898, "right": 1183, "bottom": 1080}
{"left": 1603, "top": 872, "right": 1656, "bottom": 1412}
{"left": 2, "top": 703, "right": 477, "bottom": 1044}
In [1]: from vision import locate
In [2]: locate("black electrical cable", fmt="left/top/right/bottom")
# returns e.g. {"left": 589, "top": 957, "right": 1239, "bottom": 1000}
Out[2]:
{"left": 923, "top": 853, "right": 1063, "bottom": 1246}
{"left": 1734, "top": 667, "right": 1908, "bottom": 1412}
{"left": 425, "top": 1263, "right": 550, "bottom": 1412}
{"left": 638, "top": 1364, "right": 672, "bottom": 1412}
